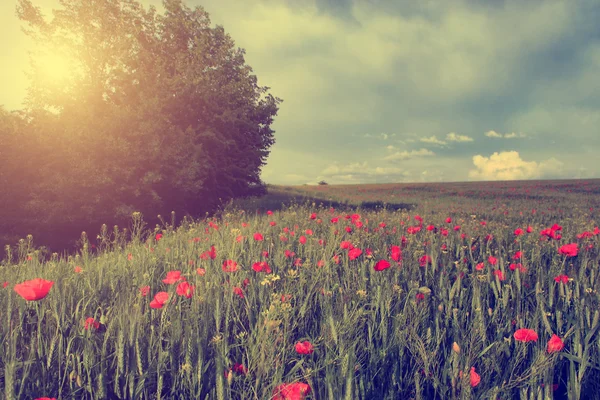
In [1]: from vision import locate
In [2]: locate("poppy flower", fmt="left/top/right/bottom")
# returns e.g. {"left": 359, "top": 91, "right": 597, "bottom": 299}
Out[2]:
{"left": 196, "top": 268, "right": 206, "bottom": 276}
{"left": 272, "top": 382, "right": 311, "bottom": 400}
{"left": 14, "top": 278, "right": 54, "bottom": 301}
{"left": 513, "top": 251, "right": 522, "bottom": 260}
{"left": 233, "top": 363, "right": 248, "bottom": 375}
{"left": 162, "top": 270, "right": 185, "bottom": 284}
{"left": 309, "top": 213, "right": 317, "bottom": 220}
{"left": 222, "top": 260, "right": 238, "bottom": 273}
{"left": 419, "top": 255, "right": 432, "bottom": 267}
{"left": 514, "top": 228, "right": 524, "bottom": 236}
{"left": 155, "top": 233, "right": 163, "bottom": 241}
{"left": 488, "top": 256, "right": 497, "bottom": 265}
{"left": 374, "top": 259, "right": 391, "bottom": 271}
{"left": 84, "top": 317, "right": 100, "bottom": 330}
{"left": 317, "top": 260, "right": 325, "bottom": 267}
{"left": 330, "top": 217, "right": 339, "bottom": 224}
{"left": 558, "top": 243, "right": 578, "bottom": 257}
{"left": 299, "top": 236, "right": 307, "bottom": 244}
{"left": 34, "top": 398, "right": 57, "bottom": 400}
{"left": 295, "top": 341, "right": 314, "bottom": 355}
{"left": 475, "top": 262, "right": 485, "bottom": 271}
{"left": 514, "top": 328, "right": 538, "bottom": 342}
{"left": 493, "top": 270, "right": 505, "bottom": 281}
{"left": 554, "top": 275, "right": 569, "bottom": 284}
{"left": 446, "top": 217, "right": 452, "bottom": 223}
{"left": 176, "top": 282, "right": 195, "bottom": 298}
{"left": 390, "top": 245, "right": 402, "bottom": 262}
{"left": 74, "top": 266, "right": 83, "bottom": 273}
{"left": 348, "top": 247, "right": 362, "bottom": 260}
{"left": 149, "top": 292, "right": 169, "bottom": 309}
{"left": 252, "top": 261, "right": 272, "bottom": 273}
{"left": 340, "top": 241, "right": 353, "bottom": 250}
{"left": 233, "top": 287, "right": 244, "bottom": 298}
{"left": 253, "top": 232, "right": 264, "bottom": 241}
{"left": 140, "top": 285, "right": 150, "bottom": 296}
{"left": 470, "top": 367, "right": 481, "bottom": 388}
{"left": 547, "top": 334, "right": 564, "bottom": 353}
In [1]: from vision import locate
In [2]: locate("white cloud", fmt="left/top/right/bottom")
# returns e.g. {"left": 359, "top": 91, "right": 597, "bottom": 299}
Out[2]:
{"left": 446, "top": 132, "right": 473, "bottom": 142}
{"left": 420, "top": 135, "right": 447, "bottom": 145}
{"left": 485, "top": 130, "right": 526, "bottom": 138}
{"left": 485, "top": 130, "right": 503, "bottom": 138}
{"left": 383, "top": 148, "right": 435, "bottom": 161}
{"left": 468, "top": 151, "right": 563, "bottom": 181}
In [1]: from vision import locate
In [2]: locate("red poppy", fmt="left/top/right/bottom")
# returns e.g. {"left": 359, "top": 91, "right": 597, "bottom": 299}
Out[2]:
{"left": 416, "top": 293, "right": 425, "bottom": 302}
{"left": 284, "top": 250, "right": 295, "bottom": 258}
{"left": 272, "top": 382, "right": 311, "bottom": 400}
{"left": 558, "top": 243, "right": 578, "bottom": 257}
{"left": 252, "top": 261, "right": 272, "bottom": 273}
{"left": 554, "top": 275, "right": 569, "bottom": 284}
{"left": 149, "top": 292, "right": 169, "bottom": 309}
{"left": 513, "top": 251, "right": 522, "bottom": 260}
{"left": 253, "top": 232, "right": 264, "bottom": 241}
{"left": 470, "top": 367, "right": 481, "bottom": 388}
{"left": 475, "top": 262, "right": 484, "bottom": 271}
{"left": 390, "top": 245, "right": 402, "bottom": 262}
{"left": 74, "top": 266, "right": 83, "bottom": 273}
{"left": 514, "top": 328, "right": 538, "bottom": 342}
{"left": 526, "top": 226, "right": 533, "bottom": 233}
{"left": 305, "top": 229, "right": 313, "bottom": 235}
{"left": 374, "top": 259, "right": 391, "bottom": 271}
{"left": 222, "top": 260, "right": 238, "bottom": 273}
{"left": 140, "top": 285, "right": 150, "bottom": 296}
{"left": 299, "top": 236, "right": 307, "bottom": 245}
{"left": 488, "top": 256, "right": 497, "bottom": 265}
{"left": 340, "top": 241, "right": 353, "bottom": 250}
{"left": 295, "top": 341, "right": 314, "bottom": 355}
{"left": 317, "top": 260, "right": 325, "bottom": 267}
{"left": 2, "top": 281, "right": 8, "bottom": 288}
{"left": 162, "top": 270, "right": 185, "bottom": 284}
{"left": 514, "top": 228, "right": 524, "bottom": 236}
{"left": 14, "top": 278, "right": 54, "bottom": 301}
{"left": 419, "top": 255, "right": 432, "bottom": 267}
{"left": 446, "top": 217, "right": 452, "bottom": 223}
{"left": 176, "top": 282, "right": 195, "bottom": 298}
{"left": 196, "top": 267, "right": 206, "bottom": 276}
{"left": 547, "top": 334, "right": 564, "bottom": 353}
{"left": 309, "top": 213, "right": 317, "bottom": 220}
{"left": 330, "top": 217, "right": 339, "bottom": 224}
{"left": 34, "top": 398, "right": 57, "bottom": 400}
{"left": 233, "top": 363, "right": 248, "bottom": 375}
{"left": 84, "top": 317, "right": 100, "bottom": 330}
{"left": 493, "top": 270, "right": 505, "bottom": 281}
{"left": 155, "top": 233, "right": 163, "bottom": 241}
{"left": 348, "top": 247, "right": 362, "bottom": 260}
{"left": 233, "top": 287, "right": 244, "bottom": 298}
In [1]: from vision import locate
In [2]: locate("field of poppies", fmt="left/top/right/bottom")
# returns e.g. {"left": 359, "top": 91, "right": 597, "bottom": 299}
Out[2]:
{"left": 1, "top": 179, "right": 600, "bottom": 399}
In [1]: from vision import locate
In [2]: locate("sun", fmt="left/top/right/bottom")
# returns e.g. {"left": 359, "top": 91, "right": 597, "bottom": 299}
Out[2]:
{"left": 34, "top": 50, "right": 75, "bottom": 84}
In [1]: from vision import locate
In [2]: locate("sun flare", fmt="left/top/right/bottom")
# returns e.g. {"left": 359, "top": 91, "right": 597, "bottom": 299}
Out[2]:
{"left": 35, "top": 51, "right": 74, "bottom": 83}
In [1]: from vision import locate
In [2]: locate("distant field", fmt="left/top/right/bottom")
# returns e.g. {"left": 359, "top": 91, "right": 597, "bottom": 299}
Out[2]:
{"left": 1, "top": 179, "right": 600, "bottom": 399}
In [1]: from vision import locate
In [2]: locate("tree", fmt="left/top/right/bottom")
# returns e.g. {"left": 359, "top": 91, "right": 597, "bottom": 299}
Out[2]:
{"left": 12, "top": 0, "right": 281, "bottom": 233}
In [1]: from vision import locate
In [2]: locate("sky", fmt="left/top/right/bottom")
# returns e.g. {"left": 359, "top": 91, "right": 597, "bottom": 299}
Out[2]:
{"left": 1, "top": 0, "right": 599, "bottom": 185}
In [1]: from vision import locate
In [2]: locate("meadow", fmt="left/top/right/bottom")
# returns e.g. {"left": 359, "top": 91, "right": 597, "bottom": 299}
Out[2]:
{"left": 1, "top": 179, "right": 600, "bottom": 399}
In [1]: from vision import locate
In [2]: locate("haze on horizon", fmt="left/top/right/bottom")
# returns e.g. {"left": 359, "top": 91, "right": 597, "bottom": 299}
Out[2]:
{"left": 1, "top": 0, "right": 599, "bottom": 185}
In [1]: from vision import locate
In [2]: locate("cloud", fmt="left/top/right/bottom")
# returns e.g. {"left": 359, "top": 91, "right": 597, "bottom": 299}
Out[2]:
{"left": 364, "top": 132, "right": 390, "bottom": 140}
{"left": 383, "top": 148, "right": 435, "bottom": 161}
{"left": 468, "top": 151, "right": 563, "bottom": 181}
{"left": 446, "top": 132, "right": 473, "bottom": 142}
{"left": 420, "top": 135, "right": 447, "bottom": 145}
{"left": 485, "top": 130, "right": 526, "bottom": 138}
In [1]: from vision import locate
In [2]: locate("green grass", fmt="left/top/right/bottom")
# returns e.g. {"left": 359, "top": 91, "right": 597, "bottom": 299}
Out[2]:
{"left": 1, "top": 180, "right": 600, "bottom": 399}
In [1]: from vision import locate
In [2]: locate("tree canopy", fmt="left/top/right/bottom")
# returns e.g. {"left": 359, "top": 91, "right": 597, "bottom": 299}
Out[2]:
{"left": 4, "top": 0, "right": 280, "bottom": 248}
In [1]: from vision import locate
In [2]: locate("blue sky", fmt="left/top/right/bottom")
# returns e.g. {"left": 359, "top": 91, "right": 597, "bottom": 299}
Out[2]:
{"left": 2, "top": 0, "right": 599, "bottom": 184}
